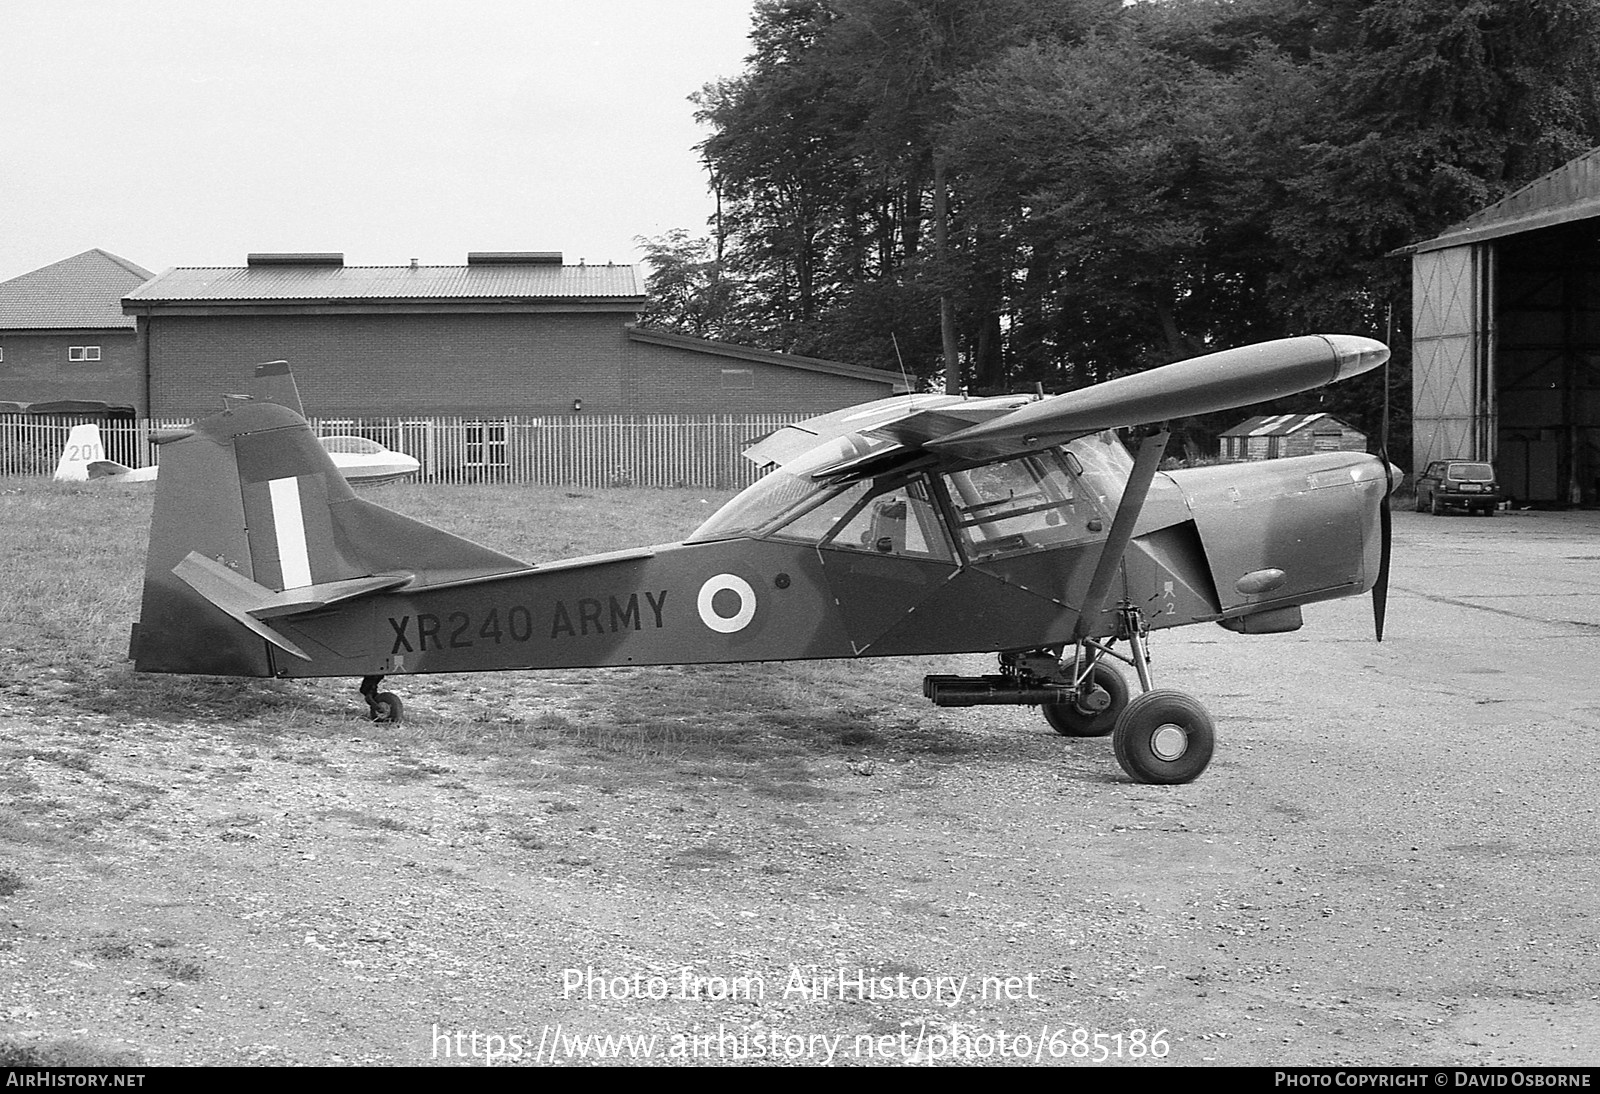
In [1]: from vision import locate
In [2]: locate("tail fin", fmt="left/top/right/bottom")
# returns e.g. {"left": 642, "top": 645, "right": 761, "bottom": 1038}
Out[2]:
{"left": 249, "top": 360, "right": 304, "bottom": 416}
{"left": 53, "top": 424, "right": 107, "bottom": 481}
{"left": 131, "top": 396, "right": 529, "bottom": 676}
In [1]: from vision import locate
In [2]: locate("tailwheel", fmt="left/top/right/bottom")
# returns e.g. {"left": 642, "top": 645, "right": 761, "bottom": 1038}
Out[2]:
{"left": 1112, "top": 690, "right": 1214, "bottom": 784}
{"left": 359, "top": 675, "right": 403, "bottom": 724}
{"left": 1044, "top": 662, "right": 1128, "bottom": 738}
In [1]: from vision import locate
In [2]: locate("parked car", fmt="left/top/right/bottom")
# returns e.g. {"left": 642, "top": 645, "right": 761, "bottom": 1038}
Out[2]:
{"left": 1415, "top": 460, "right": 1501, "bottom": 515}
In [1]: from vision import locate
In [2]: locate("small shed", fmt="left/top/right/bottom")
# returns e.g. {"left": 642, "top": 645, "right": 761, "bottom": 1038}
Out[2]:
{"left": 1219, "top": 413, "right": 1367, "bottom": 461}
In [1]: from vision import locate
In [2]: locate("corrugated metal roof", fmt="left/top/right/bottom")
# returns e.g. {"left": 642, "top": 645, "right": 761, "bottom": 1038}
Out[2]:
{"left": 124, "top": 261, "right": 645, "bottom": 304}
{"left": 1220, "top": 412, "right": 1354, "bottom": 437}
{"left": 626, "top": 326, "right": 912, "bottom": 392}
{"left": 0, "top": 249, "right": 153, "bottom": 330}
{"left": 1408, "top": 146, "right": 1600, "bottom": 254}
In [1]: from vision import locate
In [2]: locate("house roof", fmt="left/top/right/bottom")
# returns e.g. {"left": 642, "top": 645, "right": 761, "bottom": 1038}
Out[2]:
{"left": 627, "top": 325, "right": 912, "bottom": 393}
{"left": 1406, "top": 146, "right": 1600, "bottom": 254}
{"left": 124, "top": 255, "right": 645, "bottom": 310}
{"left": 1220, "top": 412, "right": 1358, "bottom": 438}
{"left": 0, "top": 249, "right": 153, "bottom": 331}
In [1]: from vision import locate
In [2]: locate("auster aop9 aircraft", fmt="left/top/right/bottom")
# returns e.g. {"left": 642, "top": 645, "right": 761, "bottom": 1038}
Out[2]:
{"left": 128, "top": 336, "right": 1397, "bottom": 784}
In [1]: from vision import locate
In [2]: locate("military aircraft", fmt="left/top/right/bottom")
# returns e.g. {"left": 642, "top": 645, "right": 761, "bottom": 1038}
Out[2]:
{"left": 127, "top": 336, "right": 1397, "bottom": 784}
{"left": 54, "top": 420, "right": 420, "bottom": 486}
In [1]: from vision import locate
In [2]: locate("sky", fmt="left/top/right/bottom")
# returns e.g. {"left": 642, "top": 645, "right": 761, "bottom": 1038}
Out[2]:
{"left": 1, "top": 0, "right": 758, "bottom": 282}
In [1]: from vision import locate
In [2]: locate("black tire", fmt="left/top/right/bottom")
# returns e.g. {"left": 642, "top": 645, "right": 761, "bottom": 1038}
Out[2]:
{"left": 1043, "top": 662, "right": 1129, "bottom": 738}
{"left": 1430, "top": 493, "right": 1444, "bottom": 516}
{"left": 369, "top": 692, "right": 403, "bottom": 724}
{"left": 1415, "top": 491, "right": 1426, "bottom": 513}
{"left": 1112, "top": 690, "right": 1215, "bottom": 784}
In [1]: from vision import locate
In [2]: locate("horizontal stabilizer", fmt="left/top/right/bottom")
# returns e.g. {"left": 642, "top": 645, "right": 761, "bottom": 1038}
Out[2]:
{"left": 87, "top": 460, "right": 133, "bottom": 478}
{"left": 172, "top": 553, "right": 312, "bottom": 660}
{"left": 247, "top": 571, "right": 417, "bottom": 618}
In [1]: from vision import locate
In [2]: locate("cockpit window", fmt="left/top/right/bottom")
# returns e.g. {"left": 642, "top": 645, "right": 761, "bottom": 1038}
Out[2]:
{"left": 319, "top": 435, "right": 385, "bottom": 455}
{"left": 689, "top": 468, "right": 831, "bottom": 541}
{"left": 812, "top": 479, "right": 951, "bottom": 560}
{"left": 688, "top": 433, "right": 893, "bottom": 542}
{"left": 1063, "top": 431, "right": 1134, "bottom": 509}
{"left": 942, "top": 450, "right": 1090, "bottom": 559}
{"left": 690, "top": 467, "right": 953, "bottom": 561}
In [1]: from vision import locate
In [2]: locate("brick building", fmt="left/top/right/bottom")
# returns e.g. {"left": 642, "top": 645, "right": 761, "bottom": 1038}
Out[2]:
{"left": 0, "top": 249, "right": 153, "bottom": 412}
{"left": 122, "top": 252, "right": 907, "bottom": 418}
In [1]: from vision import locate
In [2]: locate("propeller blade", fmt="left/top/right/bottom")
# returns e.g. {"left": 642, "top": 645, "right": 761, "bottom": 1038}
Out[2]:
{"left": 1373, "top": 326, "right": 1393, "bottom": 642}
{"left": 1373, "top": 478, "right": 1391, "bottom": 641}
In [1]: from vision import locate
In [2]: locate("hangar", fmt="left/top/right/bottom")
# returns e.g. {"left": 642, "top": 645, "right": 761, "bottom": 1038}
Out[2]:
{"left": 1407, "top": 147, "right": 1600, "bottom": 505}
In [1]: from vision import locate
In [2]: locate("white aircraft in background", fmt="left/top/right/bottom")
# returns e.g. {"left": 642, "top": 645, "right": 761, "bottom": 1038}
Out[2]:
{"left": 54, "top": 423, "right": 420, "bottom": 486}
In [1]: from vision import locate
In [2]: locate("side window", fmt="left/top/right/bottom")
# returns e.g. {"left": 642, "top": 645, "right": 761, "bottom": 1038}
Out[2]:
{"left": 771, "top": 477, "right": 953, "bottom": 561}
{"left": 942, "top": 451, "right": 1087, "bottom": 559}
{"left": 829, "top": 480, "right": 949, "bottom": 559}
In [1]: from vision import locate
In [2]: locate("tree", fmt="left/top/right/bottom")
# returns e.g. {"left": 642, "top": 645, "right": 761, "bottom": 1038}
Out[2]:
{"left": 670, "top": 0, "right": 1600, "bottom": 455}
{"left": 635, "top": 230, "right": 750, "bottom": 342}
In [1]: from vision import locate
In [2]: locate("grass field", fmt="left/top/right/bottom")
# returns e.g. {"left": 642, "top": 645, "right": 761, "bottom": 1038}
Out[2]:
{"left": 0, "top": 477, "right": 1014, "bottom": 1065}
{"left": 0, "top": 477, "right": 982, "bottom": 788}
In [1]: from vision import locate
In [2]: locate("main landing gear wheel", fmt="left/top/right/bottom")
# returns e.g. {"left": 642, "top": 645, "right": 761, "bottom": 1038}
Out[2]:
{"left": 368, "top": 692, "right": 403, "bottom": 724}
{"left": 1044, "top": 662, "right": 1129, "bottom": 738}
{"left": 1112, "top": 690, "right": 1214, "bottom": 784}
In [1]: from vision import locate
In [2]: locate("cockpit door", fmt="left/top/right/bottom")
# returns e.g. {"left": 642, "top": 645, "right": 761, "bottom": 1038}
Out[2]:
{"left": 810, "top": 478, "right": 959, "bottom": 653}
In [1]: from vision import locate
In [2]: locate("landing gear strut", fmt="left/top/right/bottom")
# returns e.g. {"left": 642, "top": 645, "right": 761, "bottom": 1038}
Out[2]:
{"left": 359, "top": 675, "right": 403, "bottom": 724}
{"left": 922, "top": 602, "right": 1216, "bottom": 783}
{"left": 1103, "top": 602, "right": 1214, "bottom": 783}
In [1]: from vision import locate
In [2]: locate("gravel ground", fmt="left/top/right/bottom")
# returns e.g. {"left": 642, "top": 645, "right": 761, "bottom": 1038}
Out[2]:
{"left": 2, "top": 507, "right": 1598, "bottom": 1067}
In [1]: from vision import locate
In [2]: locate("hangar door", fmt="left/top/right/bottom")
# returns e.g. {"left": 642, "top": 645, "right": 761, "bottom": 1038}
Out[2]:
{"left": 1495, "top": 224, "right": 1600, "bottom": 506}
{"left": 1412, "top": 243, "right": 1491, "bottom": 475}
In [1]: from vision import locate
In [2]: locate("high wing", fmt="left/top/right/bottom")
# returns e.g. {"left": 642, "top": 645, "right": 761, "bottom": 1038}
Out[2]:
{"left": 753, "top": 335, "right": 1389, "bottom": 477}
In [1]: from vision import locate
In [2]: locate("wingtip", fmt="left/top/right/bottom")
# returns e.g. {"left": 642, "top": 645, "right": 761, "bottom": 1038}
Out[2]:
{"left": 1323, "top": 335, "right": 1391, "bottom": 381}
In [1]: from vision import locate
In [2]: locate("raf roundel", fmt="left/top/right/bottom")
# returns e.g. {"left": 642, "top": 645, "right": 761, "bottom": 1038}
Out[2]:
{"left": 697, "top": 574, "right": 757, "bottom": 634}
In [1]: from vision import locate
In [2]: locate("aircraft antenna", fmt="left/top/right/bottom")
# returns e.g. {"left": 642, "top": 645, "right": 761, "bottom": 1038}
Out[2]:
{"left": 891, "top": 332, "right": 914, "bottom": 399}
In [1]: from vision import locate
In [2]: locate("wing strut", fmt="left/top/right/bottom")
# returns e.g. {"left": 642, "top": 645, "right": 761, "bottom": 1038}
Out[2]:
{"left": 1072, "top": 431, "right": 1170, "bottom": 642}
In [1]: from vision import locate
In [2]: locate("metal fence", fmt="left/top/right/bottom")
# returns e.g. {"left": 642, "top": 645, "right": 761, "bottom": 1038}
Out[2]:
{"left": 0, "top": 413, "right": 802, "bottom": 488}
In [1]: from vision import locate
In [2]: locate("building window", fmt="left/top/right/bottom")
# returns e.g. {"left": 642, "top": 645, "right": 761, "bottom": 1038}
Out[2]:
{"left": 465, "top": 422, "right": 508, "bottom": 467}
{"left": 68, "top": 346, "right": 101, "bottom": 362}
{"left": 719, "top": 368, "right": 755, "bottom": 390}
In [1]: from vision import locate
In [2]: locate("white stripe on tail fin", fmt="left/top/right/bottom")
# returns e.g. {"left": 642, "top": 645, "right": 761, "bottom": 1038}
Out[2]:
{"left": 267, "top": 477, "right": 314, "bottom": 589}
